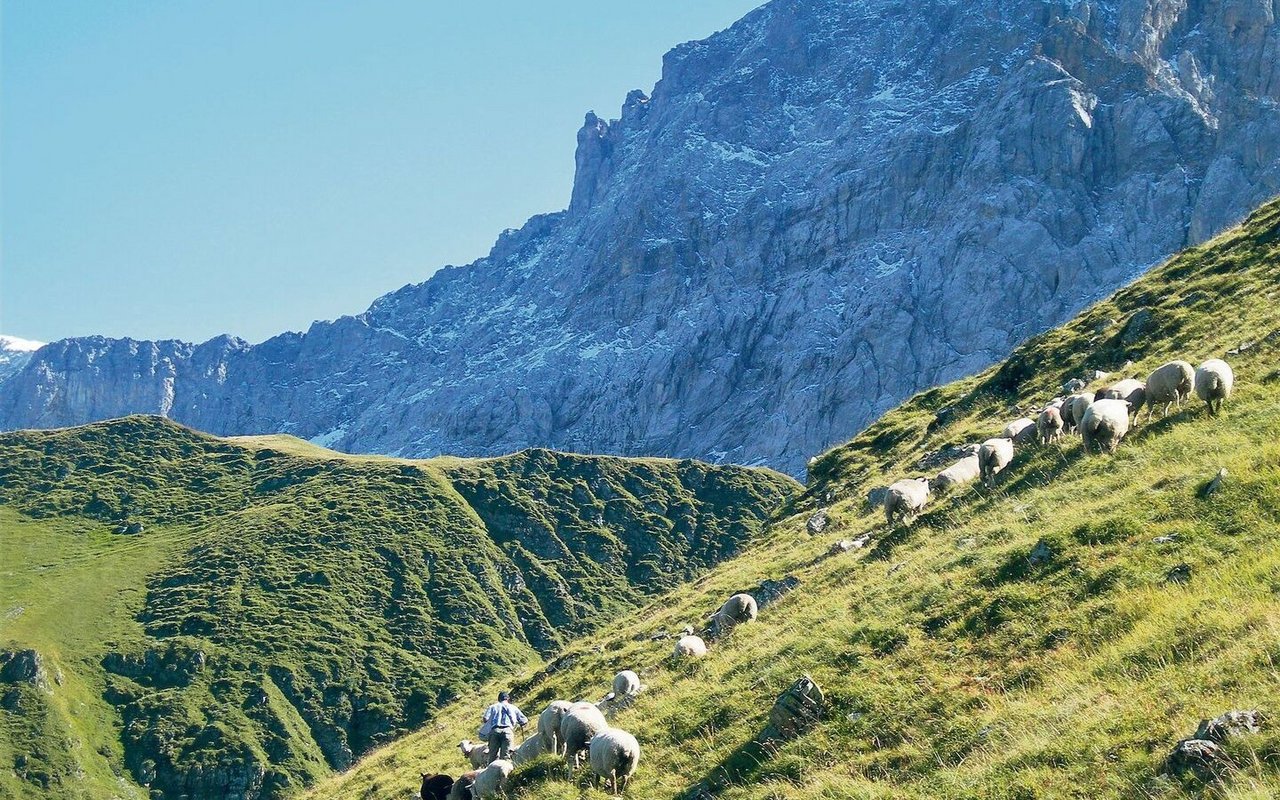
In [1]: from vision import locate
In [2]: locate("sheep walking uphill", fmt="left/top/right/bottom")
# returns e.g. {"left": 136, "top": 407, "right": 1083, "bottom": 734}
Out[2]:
{"left": 1063, "top": 393, "right": 1095, "bottom": 432}
{"left": 1145, "top": 360, "right": 1194, "bottom": 419}
{"left": 589, "top": 727, "right": 641, "bottom": 794}
{"left": 1002, "top": 417, "right": 1038, "bottom": 443}
{"left": 420, "top": 773, "right": 453, "bottom": 800}
{"left": 561, "top": 702, "right": 609, "bottom": 770}
{"left": 1037, "top": 405, "right": 1065, "bottom": 444}
{"left": 708, "top": 593, "right": 758, "bottom": 637}
{"left": 613, "top": 670, "right": 641, "bottom": 698}
{"left": 458, "top": 740, "right": 488, "bottom": 769}
{"left": 884, "top": 477, "right": 930, "bottom": 525}
{"left": 512, "top": 732, "right": 544, "bottom": 766}
{"left": 933, "top": 453, "right": 980, "bottom": 494}
{"left": 471, "top": 759, "right": 513, "bottom": 798}
{"left": 979, "top": 438, "right": 1015, "bottom": 485}
{"left": 1081, "top": 399, "right": 1132, "bottom": 454}
{"left": 538, "top": 700, "right": 573, "bottom": 755}
{"left": 1195, "top": 359, "right": 1234, "bottom": 415}
{"left": 446, "top": 771, "right": 476, "bottom": 800}
{"left": 1096, "top": 378, "right": 1146, "bottom": 422}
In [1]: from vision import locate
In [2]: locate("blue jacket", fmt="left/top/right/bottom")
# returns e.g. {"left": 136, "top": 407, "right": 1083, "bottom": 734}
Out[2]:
{"left": 482, "top": 701, "right": 528, "bottom": 731}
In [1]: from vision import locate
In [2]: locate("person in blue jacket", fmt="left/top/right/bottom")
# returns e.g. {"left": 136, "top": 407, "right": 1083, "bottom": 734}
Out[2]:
{"left": 480, "top": 691, "right": 528, "bottom": 763}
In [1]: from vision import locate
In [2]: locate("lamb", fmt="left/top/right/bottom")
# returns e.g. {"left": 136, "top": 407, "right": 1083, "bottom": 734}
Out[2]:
{"left": 613, "top": 670, "right": 641, "bottom": 698}
{"left": 978, "top": 438, "right": 1015, "bottom": 485}
{"left": 708, "top": 593, "right": 758, "bottom": 637}
{"left": 471, "top": 759, "right": 513, "bottom": 799}
{"left": 673, "top": 629, "right": 708, "bottom": 658}
{"left": 512, "top": 732, "right": 544, "bottom": 766}
{"left": 1144, "top": 360, "right": 1195, "bottom": 419}
{"left": 933, "top": 454, "right": 980, "bottom": 494}
{"left": 1080, "top": 399, "right": 1132, "bottom": 454}
{"left": 458, "top": 739, "right": 489, "bottom": 769}
{"left": 1063, "top": 392, "right": 1095, "bottom": 432}
{"left": 537, "top": 700, "right": 573, "bottom": 755}
{"left": 1195, "top": 359, "right": 1234, "bottom": 415}
{"left": 884, "top": 477, "right": 930, "bottom": 525}
{"left": 420, "top": 773, "right": 454, "bottom": 800}
{"left": 560, "top": 702, "right": 610, "bottom": 770}
{"left": 1037, "top": 405, "right": 1065, "bottom": 445}
{"left": 1096, "top": 378, "right": 1146, "bottom": 421}
{"left": 588, "top": 727, "right": 641, "bottom": 794}
{"left": 446, "top": 771, "right": 476, "bottom": 800}
{"left": 1002, "top": 417, "right": 1037, "bottom": 443}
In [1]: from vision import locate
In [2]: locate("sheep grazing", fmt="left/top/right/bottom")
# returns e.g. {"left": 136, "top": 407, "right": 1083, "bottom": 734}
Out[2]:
{"left": 471, "top": 759, "right": 513, "bottom": 799}
{"left": 708, "top": 593, "right": 758, "bottom": 637}
{"left": 1037, "top": 405, "right": 1065, "bottom": 445}
{"left": 458, "top": 739, "right": 489, "bottom": 769}
{"left": 512, "top": 732, "right": 544, "bottom": 766}
{"left": 933, "top": 453, "right": 980, "bottom": 494}
{"left": 673, "top": 631, "right": 708, "bottom": 658}
{"left": 420, "top": 773, "right": 453, "bottom": 800}
{"left": 589, "top": 727, "right": 641, "bottom": 794}
{"left": 884, "top": 477, "right": 930, "bottom": 526}
{"left": 613, "top": 670, "right": 641, "bottom": 698}
{"left": 1063, "top": 392, "right": 1095, "bottom": 432}
{"left": 1002, "top": 417, "right": 1037, "bottom": 443}
{"left": 538, "top": 700, "right": 574, "bottom": 755}
{"left": 560, "top": 702, "right": 609, "bottom": 770}
{"left": 446, "top": 771, "right": 476, "bottom": 800}
{"left": 1145, "top": 360, "right": 1195, "bottom": 419}
{"left": 978, "top": 438, "right": 1015, "bottom": 485}
{"left": 1195, "top": 359, "right": 1234, "bottom": 415}
{"left": 1081, "top": 399, "right": 1132, "bottom": 454}
{"left": 1096, "top": 378, "right": 1146, "bottom": 421}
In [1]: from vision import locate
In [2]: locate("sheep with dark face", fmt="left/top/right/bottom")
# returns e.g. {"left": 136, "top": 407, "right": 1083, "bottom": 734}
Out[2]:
{"left": 1195, "top": 359, "right": 1234, "bottom": 415}
{"left": 589, "top": 727, "right": 641, "bottom": 794}
{"left": 446, "top": 771, "right": 476, "bottom": 800}
{"left": 884, "top": 477, "right": 930, "bottom": 526}
{"left": 420, "top": 773, "right": 453, "bottom": 800}
{"left": 1081, "top": 399, "right": 1132, "bottom": 454}
{"left": 1096, "top": 379, "right": 1146, "bottom": 421}
{"left": 1145, "top": 360, "right": 1195, "bottom": 419}
{"left": 978, "top": 438, "right": 1014, "bottom": 485}
{"left": 560, "top": 702, "right": 609, "bottom": 770}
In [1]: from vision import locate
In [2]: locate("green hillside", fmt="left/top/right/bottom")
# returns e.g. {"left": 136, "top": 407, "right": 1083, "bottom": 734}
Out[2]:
{"left": 0, "top": 420, "right": 796, "bottom": 800}
{"left": 307, "top": 200, "right": 1280, "bottom": 800}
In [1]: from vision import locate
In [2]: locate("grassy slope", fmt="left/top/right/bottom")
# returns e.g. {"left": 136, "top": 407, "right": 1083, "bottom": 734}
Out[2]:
{"left": 309, "top": 199, "right": 1280, "bottom": 800}
{"left": 0, "top": 421, "right": 795, "bottom": 800}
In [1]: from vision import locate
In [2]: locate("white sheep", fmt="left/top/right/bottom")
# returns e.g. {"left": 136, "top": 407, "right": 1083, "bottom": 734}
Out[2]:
{"left": 471, "top": 759, "right": 513, "bottom": 798}
{"left": 1096, "top": 378, "right": 1146, "bottom": 421}
{"left": 884, "top": 477, "right": 930, "bottom": 525}
{"left": 1080, "top": 399, "right": 1132, "bottom": 454}
{"left": 588, "top": 727, "right": 641, "bottom": 794}
{"left": 1002, "top": 417, "right": 1037, "bottom": 443}
{"left": 612, "top": 670, "right": 641, "bottom": 698}
{"left": 1195, "top": 359, "right": 1234, "bottom": 415}
{"left": 537, "top": 700, "right": 573, "bottom": 755}
{"left": 933, "top": 454, "right": 980, "bottom": 494}
{"left": 1037, "top": 405, "right": 1065, "bottom": 445}
{"left": 458, "top": 739, "right": 489, "bottom": 769}
{"left": 1063, "top": 392, "right": 1095, "bottom": 432}
{"left": 708, "top": 593, "right": 758, "bottom": 637}
{"left": 978, "top": 438, "right": 1015, "bottom": 485}
{"left": 511, "top": 732, "right": 544, "bottom": 766}
{"left": 673, "top": 631, "right": 708, "bottom": 658}
{"left": 1144, "top": 360, "right": 1194, "bottom": 419}
{"left": 560, "top": 702, "right": 609, "bottom": 770}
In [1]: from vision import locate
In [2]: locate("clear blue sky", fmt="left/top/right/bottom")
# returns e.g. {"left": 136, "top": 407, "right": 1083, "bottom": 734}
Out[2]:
{"left": 1, "top": 1, "right": 762, "bottom": 345}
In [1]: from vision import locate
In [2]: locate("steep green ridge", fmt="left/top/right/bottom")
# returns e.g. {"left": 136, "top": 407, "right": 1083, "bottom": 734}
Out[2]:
{"left": 0, "top": 419, "right": 796, "bottom": 799}
{"left": 309, "top": 200, "right": 1280, "bottom": 800}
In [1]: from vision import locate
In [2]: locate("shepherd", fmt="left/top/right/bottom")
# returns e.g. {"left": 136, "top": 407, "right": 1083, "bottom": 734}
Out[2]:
{"left": 479, "top": 690, "right": 528, "bottom": 764}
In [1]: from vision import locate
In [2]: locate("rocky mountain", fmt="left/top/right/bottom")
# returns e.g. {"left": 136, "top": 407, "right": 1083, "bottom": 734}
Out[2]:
{"left": 0, "top": 417, "right": 794, "bottom": 799}
{"left": 0, "top": 335, "right": 43, "bottom": 385}
{"left": 3, "top": 0, "right": 1280, "bottom": 475}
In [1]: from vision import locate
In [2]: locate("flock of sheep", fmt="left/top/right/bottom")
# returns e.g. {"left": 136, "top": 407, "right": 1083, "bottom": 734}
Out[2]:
{"left": 884, "top": 358, "right": 1235, "bottom": 526}
{"left": 421, "top": 593, "right": 762, "bottom": 799}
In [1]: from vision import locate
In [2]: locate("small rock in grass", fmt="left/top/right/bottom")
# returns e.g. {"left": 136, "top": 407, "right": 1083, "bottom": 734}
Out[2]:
{"left": 1168, "top": 738, "right": 1228, "bottom": 776}
{"left": 1195, "top": 710, "right": 1264, "bottom": 742}
{"left": 1166, "top": 563, "right": 1193, "bottom": 584}
{"left": 806, "top": 509, "right": 829, "bottom": 535}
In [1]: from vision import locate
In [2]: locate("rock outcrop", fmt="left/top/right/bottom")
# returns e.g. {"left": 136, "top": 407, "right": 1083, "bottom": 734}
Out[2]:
{"left": 4, "top": 0, "right": 1280, "bottom": 475}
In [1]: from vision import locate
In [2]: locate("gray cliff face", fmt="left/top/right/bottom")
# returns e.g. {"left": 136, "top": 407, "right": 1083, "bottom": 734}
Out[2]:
{"left": 3, "top": 0, "right": 1280, "bottom": 475}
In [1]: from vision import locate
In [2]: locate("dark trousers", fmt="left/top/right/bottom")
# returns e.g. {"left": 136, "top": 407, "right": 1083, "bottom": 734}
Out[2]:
{"left": 487, "top": 727, "right": 514, "bottom": 763}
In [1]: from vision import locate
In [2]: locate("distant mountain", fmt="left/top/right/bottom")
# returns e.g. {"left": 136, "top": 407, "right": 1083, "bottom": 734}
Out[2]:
{"left": 3, "top": 0, "right": 1279, "bottom": 474}
{"left": 0, "top": 416, "right": 795, "bottom": 799}
{"left": 0, "top": 335, "right": 43, "bottom": 384}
